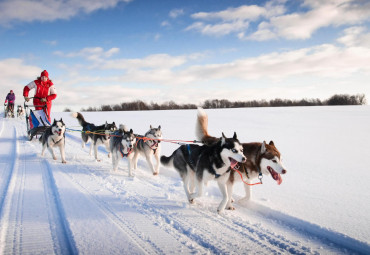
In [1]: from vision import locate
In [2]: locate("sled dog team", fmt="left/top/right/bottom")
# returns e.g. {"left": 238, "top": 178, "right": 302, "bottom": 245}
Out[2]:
{"left": 38, "top": 108, "right": 287, "bottom": 213}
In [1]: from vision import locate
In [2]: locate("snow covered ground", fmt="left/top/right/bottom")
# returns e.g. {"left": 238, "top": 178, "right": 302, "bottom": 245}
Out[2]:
{"left": 0, "top": 106, "right": 369, "bottom": 254}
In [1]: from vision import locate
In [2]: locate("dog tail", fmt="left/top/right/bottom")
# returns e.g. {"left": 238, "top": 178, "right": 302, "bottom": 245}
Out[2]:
{"left": 196, "top": 107, "right": 219, "bottom": 145}
{"left": 71, "top": 112, "right": 87, "bottom": 127}
{"left": 119, "top": 124, "right": 128, "bottom": 132}
{"left": 160, "top": 154, "right": 174, "bottom": 168}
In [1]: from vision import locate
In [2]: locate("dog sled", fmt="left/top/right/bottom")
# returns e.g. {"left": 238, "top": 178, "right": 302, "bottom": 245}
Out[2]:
{"left": 24, "top": 99, "right": 51, "bottom": 141}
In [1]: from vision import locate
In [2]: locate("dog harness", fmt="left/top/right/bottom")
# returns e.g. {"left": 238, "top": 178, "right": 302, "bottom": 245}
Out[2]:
{"left": 51, "top": 137, "right": 63, "bottom": 145}
{"left": 186, "top": 144, "right": 196, "bottom": 170}
{"left": 119, "top": 144, "right": 132, "bottom": 157}
{"left": 212, "top": 165, "right": 231, "bottom": 179}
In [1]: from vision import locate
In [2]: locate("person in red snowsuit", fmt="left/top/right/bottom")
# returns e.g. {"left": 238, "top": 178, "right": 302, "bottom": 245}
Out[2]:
{"left": 23, "top": 70, "right": 57, "bottom": 122}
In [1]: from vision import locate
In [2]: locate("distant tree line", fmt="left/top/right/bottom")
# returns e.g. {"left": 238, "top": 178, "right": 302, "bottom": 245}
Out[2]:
{"left": 63, "top": 94, "right": 366, "bottom": 112}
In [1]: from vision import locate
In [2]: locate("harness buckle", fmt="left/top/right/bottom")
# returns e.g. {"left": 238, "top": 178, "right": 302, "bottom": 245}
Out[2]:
{"left": 258, "top": 172, "right": 263, "bottom": 184}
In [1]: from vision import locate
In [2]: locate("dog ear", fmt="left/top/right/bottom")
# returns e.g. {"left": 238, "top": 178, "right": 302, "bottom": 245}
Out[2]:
{"left": 261, "top": 141, "right": 266, "bottom": 154}
{"left": 130, "top": 129, "right": 133, "bottom": 134}
{"left": 269, "top": 140, "right": 274, "bottom": 146}
{"left": 150, "top": 125, "right": 153, "bottom": 129}
{"left": 221, "top": 136, "right": 226, "bottom": 145}
{"left": 233, "top": 132, "right": 237, "bottom": 140}
{"left": 158, "top": 125, "right": 161, "bottom": 130}
{"left": 53, "top": 119, "right": 56, "bottom": 124}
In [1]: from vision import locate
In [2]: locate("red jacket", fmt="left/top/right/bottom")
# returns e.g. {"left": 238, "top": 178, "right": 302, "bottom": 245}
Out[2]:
{"left": 23, "top": 79, "right": 57, "bottom": 120}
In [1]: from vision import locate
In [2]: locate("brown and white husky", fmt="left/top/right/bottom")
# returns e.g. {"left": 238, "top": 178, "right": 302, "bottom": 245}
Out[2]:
{"left": 195, "top": 107, "right": 287, "bottom": 210}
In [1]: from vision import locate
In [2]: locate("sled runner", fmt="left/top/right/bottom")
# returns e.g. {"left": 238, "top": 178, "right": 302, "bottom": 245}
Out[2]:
{"left": 24, "top": 100, "right": 50, "bottom": 141}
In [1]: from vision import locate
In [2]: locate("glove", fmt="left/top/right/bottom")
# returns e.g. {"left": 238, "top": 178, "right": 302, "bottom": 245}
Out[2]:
{"left": 24, "top": 97, "right": 30, "bottom": 102}
{"left": 41, "top": 98, "right": 47, "bottom": 102}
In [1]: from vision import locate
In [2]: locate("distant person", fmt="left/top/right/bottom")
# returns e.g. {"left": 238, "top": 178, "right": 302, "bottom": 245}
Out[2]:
{"left": 4, "top": 90, "right": 15, "bottom": 114}
{"left": 23, "top": 70, "right": 57, "bottom": 122}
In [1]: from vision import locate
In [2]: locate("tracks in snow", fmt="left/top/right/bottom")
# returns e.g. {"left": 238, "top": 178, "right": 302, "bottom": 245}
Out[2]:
{"left": 0, "top": 119, "right": 76, "bottom": 255}
{"left": 1, "top": 118, "right": 368, "bottom": 254}
{"left": 58, "top": 135, "right": 313, "bottom": 254}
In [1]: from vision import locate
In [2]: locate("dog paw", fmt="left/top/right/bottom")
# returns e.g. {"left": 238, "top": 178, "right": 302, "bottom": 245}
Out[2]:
{"left": 226, "top": 206, "right": 235, "bottom": 210}
{"left": 189, "top": 198, "right": 195, "bottom": 204}
{"left": 153, "top": 172, "right": 158, "bottom": 176}
{"left": 217, "top": 209, "right": 224, "bottom": 214}
{"left": 62, "top": 160, "right": 67, "bottom": 164}
{"left": 53, "top": 157, "right": 57, "bottom": 160}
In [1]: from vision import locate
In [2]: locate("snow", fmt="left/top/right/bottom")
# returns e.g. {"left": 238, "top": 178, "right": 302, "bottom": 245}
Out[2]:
{"left": 1, "top": 106, "right": 370, "bottom": 254}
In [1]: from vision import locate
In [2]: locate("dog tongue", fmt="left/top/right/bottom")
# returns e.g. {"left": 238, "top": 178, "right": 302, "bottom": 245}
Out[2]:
{"left": 230, "top": 159, "right": 238, "bottom": 169}
{"left": 269, "top": 167, "right": 283, "bottom": 185}
{"left": 276, "top": 174, "right": 282, "bottom": 185}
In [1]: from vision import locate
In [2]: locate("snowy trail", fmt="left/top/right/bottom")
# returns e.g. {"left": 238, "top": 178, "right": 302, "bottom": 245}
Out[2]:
{"left": 0, "top": 113, "right": 369, "bottom": 254}
{"left": 0, "top": 120, "right": 74, "bottom": 254}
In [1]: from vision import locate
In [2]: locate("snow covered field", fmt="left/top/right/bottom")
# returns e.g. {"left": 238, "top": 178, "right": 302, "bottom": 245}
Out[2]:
{"left": 0, "top": 106, "right": 369, "bottom": 254}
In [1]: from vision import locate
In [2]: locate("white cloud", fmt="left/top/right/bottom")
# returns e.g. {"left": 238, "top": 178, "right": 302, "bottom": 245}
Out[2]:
{"left": 161, "top": 21, "right": 170, "bottom": 27}
{"left": 185, "top": 20, "right": 250, "bottom": 37}
{"left": 252, "top": 0, "right": 370, "bottom": 40}
{"left": 169, "top": 8, "right": 184, "bottom": 19}
{"left": 337, "top": 26, "right": 370, "bottom": 47}
{"left": 186, "top": 1, "right": 286, "bottom": 37}
{"left": 43, "top": 40, "right": 58, "bottom": 46}
{"left": 187, "top": 0, "right": 370, "bottom": 40}
{"left": 0, "top": 0, "right": 132, "bottom": 26}
{"left": 54, "top": 47, "right": 120, "bottom": 61}
{"left": 0, "top": 58, "right": 41, "bottom": 101}
{"left": 46, "top": 28, "right": 370, "bottom": 107}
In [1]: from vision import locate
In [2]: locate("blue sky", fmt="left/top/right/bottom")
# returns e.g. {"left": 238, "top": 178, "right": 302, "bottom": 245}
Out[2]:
{"left": 1, "top": 0, "right": 370, "bottom": 111}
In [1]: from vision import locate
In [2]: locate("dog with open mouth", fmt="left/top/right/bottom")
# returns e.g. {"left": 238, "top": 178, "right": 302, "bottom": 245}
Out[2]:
{"left": 161, "top": 131, "right": 246, "bottom": 213}
{"left": 195, "top": 107, "right": 287, "bottom": 210}
{"left": 110, "top": 124, "right": 137, "bottom": 176}
{"left": 39, "top": 118, "right": 67, "bottom": 164}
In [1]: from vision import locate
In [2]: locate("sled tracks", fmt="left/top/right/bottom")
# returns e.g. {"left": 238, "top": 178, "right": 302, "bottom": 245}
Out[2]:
{"left": 58, "top": 164, "right": 314, "bottom": 255}
{"left": 0, "top": 126, "right": 76, "bottom": 255}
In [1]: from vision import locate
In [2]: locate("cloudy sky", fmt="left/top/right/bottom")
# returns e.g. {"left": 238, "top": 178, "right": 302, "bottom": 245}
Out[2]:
{"left": 1, "top": 0, "right": 370, "bottom": 111}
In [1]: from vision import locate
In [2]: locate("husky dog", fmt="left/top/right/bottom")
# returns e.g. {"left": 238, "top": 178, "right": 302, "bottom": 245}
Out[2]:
{"left": 5, "top": 104, "right": 14, "bottom": 118}
{"left": 196, "top": 107, "right": 287, "bottom": 209}
{"left": 133, "top": 125, "right": 162, "bottom": 175}
{"left": 161, "top": 132, "right": 246, "bottom": 213}
{"left": 110, "top": 124, "right": 137, "bottom": 176}
{"left": 39, "top": 119, "right": 66, "bottom": 163}
{"left": 72, "top": 112, "right": 117, "bottom": 161}
{"left": 17, "top": 105, "right": 24, "bottom": 118}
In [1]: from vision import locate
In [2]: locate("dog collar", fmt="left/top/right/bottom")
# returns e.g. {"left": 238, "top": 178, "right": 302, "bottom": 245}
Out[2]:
{"left": 119, "top": 144, "right": 132, "bottom": 157}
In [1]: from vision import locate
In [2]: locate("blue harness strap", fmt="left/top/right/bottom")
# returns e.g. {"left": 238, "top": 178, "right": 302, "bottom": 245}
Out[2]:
{"left": 186, "top": 144, "right": 196, "bottom": 169}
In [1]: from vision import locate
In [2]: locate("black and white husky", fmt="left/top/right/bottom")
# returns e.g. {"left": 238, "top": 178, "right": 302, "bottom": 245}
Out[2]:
{"left": 132, "top": 125, "right": 162, "bottom": 175}
{"left": 196, "top": 107, "right": 287, "bottom": 209}
{"left": 160, "top": 132, "right": 246, "bottom": 213}
{"left": 39, "top": 119, "right": 66, "bottom": 164}
{"left": 110, "top": 124, "right": 136, "bottom": 176}
{"left": 72, "top": 112, "right": 117, "bottom": 161}
{"left": 17, "top": 105, "right": 24, "bottom": 118}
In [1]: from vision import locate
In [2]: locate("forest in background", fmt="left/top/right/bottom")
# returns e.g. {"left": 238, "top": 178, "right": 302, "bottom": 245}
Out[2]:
{"left": 64, "top": 93, "right": 366, "bottom": 112}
